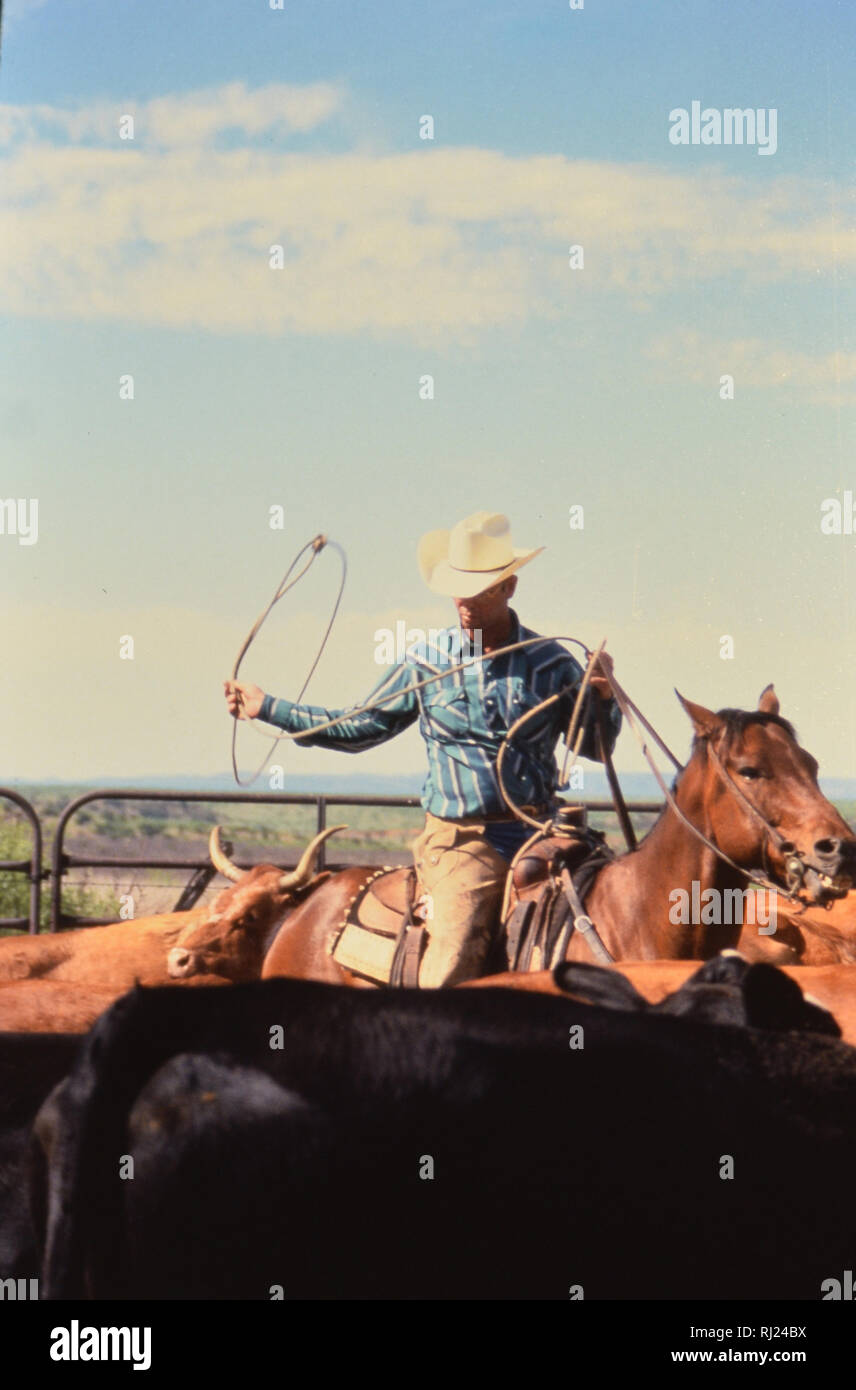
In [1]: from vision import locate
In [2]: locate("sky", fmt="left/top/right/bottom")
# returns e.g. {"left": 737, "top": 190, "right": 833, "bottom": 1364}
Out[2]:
{"left": 1, "top": 0, "right": 855, "bottom": 790}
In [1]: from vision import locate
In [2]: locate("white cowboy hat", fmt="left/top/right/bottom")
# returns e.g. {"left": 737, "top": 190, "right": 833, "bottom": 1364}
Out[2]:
{"left": 418, "top": 512, "right": 544, "bottom": 598}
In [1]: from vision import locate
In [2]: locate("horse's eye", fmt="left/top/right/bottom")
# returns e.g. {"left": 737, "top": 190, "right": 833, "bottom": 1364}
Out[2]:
{"left": 738, "top": 766, "right": 761, "bottom": 780}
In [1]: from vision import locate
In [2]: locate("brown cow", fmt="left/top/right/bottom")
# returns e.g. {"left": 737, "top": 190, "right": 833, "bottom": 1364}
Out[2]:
{"left": 164, "top": 824, "right": 345, "bottom": 981}
{"left": 0, "top": 825, "right": 339, "bottom": 997}
{"left": 737, "top": 890, "right": 856, "bottom": 965}
{"left": 0, "top": 910, "right": 209, "bottom": 989}
{"left": 0, "top": 975, "right": 231, "bottom": 1033}
{"left": 466, "top": 958, "right": 856, "bottom": 1046}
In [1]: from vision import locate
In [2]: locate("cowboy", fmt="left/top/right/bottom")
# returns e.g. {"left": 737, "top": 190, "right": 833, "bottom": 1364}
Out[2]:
{"left": 223, "top": 512, "right": 621, "bottom": 987}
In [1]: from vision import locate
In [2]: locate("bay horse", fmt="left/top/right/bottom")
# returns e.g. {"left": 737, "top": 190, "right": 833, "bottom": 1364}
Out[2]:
{"left": 255, "top": 685, "right": 856, "bottom": 984}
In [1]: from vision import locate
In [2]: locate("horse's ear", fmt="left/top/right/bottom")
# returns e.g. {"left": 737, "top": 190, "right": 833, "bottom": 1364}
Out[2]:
{"left": 674, "top": 691, "right": 723, "bottom": 739}
{"left": 758, "top": 684, "right": 780, "bottom": 716}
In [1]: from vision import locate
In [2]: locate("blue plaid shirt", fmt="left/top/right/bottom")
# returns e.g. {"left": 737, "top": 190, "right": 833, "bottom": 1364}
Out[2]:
{"left": 258, "top": 610, "right": 621, "bottom": 820}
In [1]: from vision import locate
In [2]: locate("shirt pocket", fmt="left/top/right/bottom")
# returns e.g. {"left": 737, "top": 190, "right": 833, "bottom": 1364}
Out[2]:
{"left": 485, "top": 676, "right": 542, "bottom": 734}
{"left": 422, "top": 685, "right": 472, "bottom": 740}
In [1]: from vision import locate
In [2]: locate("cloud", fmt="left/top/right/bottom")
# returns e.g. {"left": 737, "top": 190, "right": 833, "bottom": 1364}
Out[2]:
{"left": 0, "top": 80, "right": 343, "bottom": 147}
{"left": 1, "top": 85, "right": 854, "bottom": 346}
{"left": 647, "top": 329, "right": 856, "bottom": 403}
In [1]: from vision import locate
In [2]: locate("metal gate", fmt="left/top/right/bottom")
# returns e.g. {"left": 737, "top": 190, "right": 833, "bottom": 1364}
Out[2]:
{"left": 0, "top": 787, "right": 662, "bottom": 933}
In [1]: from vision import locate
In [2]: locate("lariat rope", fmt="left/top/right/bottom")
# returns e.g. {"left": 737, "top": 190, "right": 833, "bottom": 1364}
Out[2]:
{"left": 230, "top": 535, "right": 347, "bottom": 787}
{"left": 232, "top": 533, "right": 818, "bottom": 914}
{"left": 230, "top": 538, "right": 596, "bottom": 766}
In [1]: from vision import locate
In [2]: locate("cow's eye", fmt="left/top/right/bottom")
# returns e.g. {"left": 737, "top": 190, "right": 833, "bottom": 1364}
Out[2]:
{"left": 738, "top": 766, "right": 761, "bottom": 780}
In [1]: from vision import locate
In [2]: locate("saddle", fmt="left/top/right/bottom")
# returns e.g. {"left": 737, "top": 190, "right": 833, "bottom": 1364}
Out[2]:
{"left": 328, "top": 809, "right": 615, "bottom": 987}
{"left": 502, "top": 822, "right": 615, "bottom": 973}
{"left": 330, "top": 866, "right": 429, "bottom": 987}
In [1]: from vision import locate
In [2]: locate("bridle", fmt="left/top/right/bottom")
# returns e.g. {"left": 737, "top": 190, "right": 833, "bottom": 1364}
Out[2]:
{"left": 705, "top": 736, "right": 839, "bottom": 901}
{"left": 499, "top": 652, "right": 844, "bottom": 913}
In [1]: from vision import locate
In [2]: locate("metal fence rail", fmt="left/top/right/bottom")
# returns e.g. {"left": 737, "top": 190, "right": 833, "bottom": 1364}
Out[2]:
{"left": 0, "top": 786, "right": 664, "bottom": 934}
{"left": 49, "top": 788, "right": 427, "bottom": 931}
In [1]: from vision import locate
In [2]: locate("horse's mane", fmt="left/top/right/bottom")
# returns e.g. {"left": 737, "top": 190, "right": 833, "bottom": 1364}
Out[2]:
{"left": 694, "top": 709, "right": 798, "bottom": 759}
{"left": 667, "top": 710, "right": 799, "bottom": 789}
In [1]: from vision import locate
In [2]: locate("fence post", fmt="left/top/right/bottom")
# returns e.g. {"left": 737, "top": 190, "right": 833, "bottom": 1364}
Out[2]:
{"left": 317, "top": 796, "right": 327, "bottom": 871}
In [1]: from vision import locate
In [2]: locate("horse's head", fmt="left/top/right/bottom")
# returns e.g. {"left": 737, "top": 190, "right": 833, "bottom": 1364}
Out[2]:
{"left": 166, "top": 824, "right": 345, "bottom": 980}
{"left": 675, "top": 684, "right": 856, "bottom": 905}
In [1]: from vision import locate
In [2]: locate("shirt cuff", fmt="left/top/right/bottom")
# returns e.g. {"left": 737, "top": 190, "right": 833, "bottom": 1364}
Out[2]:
{"left": 258, "top": 693, "right": 276, "bottom": 724}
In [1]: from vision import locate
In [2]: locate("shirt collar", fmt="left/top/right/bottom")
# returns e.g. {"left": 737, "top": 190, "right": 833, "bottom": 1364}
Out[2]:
{"left": 474, "top": 607, "right": 522, "bottom": 674}
{"left": 406, "top": 609, "right": 523, "bottom": 667}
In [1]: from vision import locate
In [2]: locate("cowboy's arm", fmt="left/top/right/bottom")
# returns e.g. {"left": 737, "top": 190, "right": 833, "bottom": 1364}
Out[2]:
{"left": 255, "top": 661, "right": 418, "bottom": 751}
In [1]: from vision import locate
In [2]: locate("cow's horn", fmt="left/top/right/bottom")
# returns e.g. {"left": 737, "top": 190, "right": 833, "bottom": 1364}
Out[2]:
{"left": 279, "top": 824, "right": 348, "bottom": 893}
{"left": 209, "top": 825, "right": 242, "bottom": 882}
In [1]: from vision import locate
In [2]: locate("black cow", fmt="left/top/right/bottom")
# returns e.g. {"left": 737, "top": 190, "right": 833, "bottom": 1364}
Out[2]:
{"left": 0, "top": 1033, "right": 80, "bottom": 1282}
{"left": 552, "top": 952, "right": 843, "bottom": 1034}
{"left": 33, "top": 977, "right": 856, "bottom": 1301}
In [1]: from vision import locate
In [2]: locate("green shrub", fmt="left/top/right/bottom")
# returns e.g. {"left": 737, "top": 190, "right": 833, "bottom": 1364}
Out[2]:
{"left": 0, "top": 815, "right": 120, "bottom": 932}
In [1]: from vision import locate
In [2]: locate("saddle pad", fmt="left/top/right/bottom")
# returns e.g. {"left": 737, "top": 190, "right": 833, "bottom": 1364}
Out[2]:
{"left": 330, "top": 867, "right": 404, "bottom": 984}
{"left": 333, "top": 920, "right": 397, "bottom": 983}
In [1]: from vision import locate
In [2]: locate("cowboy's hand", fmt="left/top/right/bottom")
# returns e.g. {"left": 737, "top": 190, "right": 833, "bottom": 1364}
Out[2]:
{"left": 223, "top": 679, "right": 265, "bottom": 720}
{"left": 589, "top": 651, "right": 614, "bottom": 702}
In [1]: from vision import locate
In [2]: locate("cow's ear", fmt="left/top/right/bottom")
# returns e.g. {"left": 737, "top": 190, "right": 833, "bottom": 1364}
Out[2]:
{"left": 758, "top": 684, "right": 780, "bottom": 716}
{"left": 674, "top": 691, "right": 724, "bottom": 740}
{"left": 688, "top": 950, "right": 750, "bottom": 987}
{"left": 552, "top": 962, "right": 647, "bottom": 1013}
{"left": 741, "top": 963, "right": 840, "bottom": 1036}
